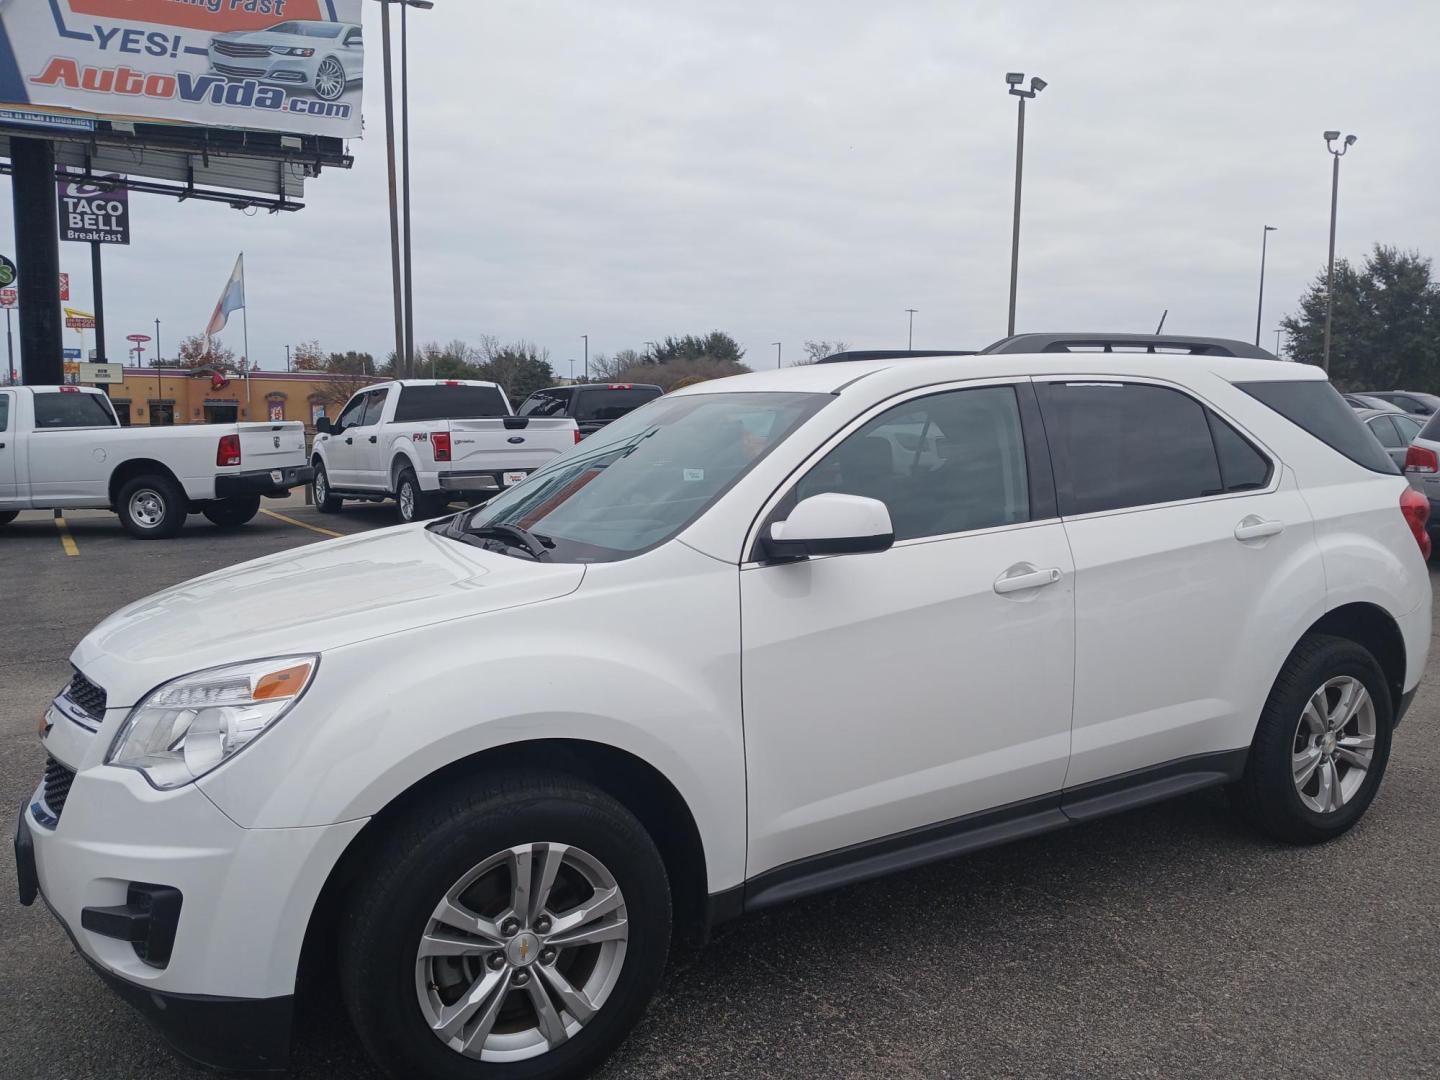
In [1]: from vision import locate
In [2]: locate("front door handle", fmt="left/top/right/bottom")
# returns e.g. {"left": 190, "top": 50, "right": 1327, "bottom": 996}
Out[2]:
{"left": 368, "top": 435, "right": 378, "bottom": 444}
{"left": 994, "top": 565, "right": 1062, "bottom": 595}
{"left": 1234, "top": 516, "right": 1284, "bottom": 541}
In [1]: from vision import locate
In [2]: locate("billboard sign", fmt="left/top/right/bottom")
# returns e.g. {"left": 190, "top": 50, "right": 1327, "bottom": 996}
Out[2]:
{"left": 58, "top": 179, "right": 130, "bottom": 245}
{"left": 79, "top": 362, "right": 124, "bottom": 384}
{"left": 0, "top": 2, "right": 363, "bottom": 138}
{"left": 0, "top": 289, "right": 14, "bottom": 307}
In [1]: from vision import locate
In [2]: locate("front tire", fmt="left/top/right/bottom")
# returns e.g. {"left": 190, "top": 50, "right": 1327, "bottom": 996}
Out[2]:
{"left": 313, "top": 461, "right": 343, "bottom": 514}
{"left": 1232, "top": 634, "right": 1393, "bottom": 844}
{"left": 339, "top": 772, "right": 671, "bottom": 1080}
{"left": 116, "top": 474, "right": 187, "bottom": 539}
{"left": 202, "top": 496, "right": 261, "bottom": 529}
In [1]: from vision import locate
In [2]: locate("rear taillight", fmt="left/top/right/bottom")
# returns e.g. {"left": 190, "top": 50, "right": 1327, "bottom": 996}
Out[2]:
{"left": 574, "top": 429, "right": 584, "bottom": 444}
{"left": 1404, "top": 445, "right": 1438, "bottom": 474}
{"left": 1400, "top": 487, "right": 1431, "bottom": 560}
{"left": 432, "top": 432, "right": 452, "bottom": 462}
{"left": 217, "top": 434, "right": 241, "bottom": 467}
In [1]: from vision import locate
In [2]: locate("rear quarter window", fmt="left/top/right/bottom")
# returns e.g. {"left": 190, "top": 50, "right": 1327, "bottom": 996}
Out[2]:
{"left": 1237, "top": 380, "right": 1399, "bottom": 475}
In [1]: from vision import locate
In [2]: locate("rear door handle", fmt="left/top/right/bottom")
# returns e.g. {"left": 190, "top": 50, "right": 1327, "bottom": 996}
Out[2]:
{"left": 994, "top": 565, "right": 1062, "bottom": 595}
{"left": 345, "top": 437, "right": 353, "bottom": 445}
{"left": 1234, "top": 516, "right": 1284, "bottom": 541}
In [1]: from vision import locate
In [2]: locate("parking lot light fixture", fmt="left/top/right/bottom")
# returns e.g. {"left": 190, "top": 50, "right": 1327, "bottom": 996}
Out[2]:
{"left": 1005, "top": 72, "right": 1047, "bottom": 337}
{"left": 1321, "top": 131, "right": 1357, "bottom": 374}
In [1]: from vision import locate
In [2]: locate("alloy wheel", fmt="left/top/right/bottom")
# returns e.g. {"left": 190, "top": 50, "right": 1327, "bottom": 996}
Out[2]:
{"left": 1292, "top": 675, "right": 1376, "bottom": 814}
{"left": 399, "top": 481, "right": 416, "bottom": 521}
{"left": 315, "top": 470, "right": 328, "bottom": 503}
{"left": 315, "top": 58, "right": 346, "bottom": 100}
{"left": 414, "top": 843, "right": 629, "bottom": 1063}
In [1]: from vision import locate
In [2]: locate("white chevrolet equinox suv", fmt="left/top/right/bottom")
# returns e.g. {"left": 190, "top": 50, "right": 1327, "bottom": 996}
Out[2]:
{"left": 16, "top": 334, "right": 1432, "bottom": 1079}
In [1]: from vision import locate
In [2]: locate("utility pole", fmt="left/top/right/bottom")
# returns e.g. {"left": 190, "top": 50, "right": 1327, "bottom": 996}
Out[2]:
{"left": 379, "top": 1, "right": 406, "bottom": 376}
{"left": 1254, "top": 225, "right": 1276, "bottom": 347}
{"left": 154, "top": 318, "right": 161, "bottom": 366}
{"left": 906, "top": 308, "right": 917, "bottom": 350}
{"left": 91, "top": 242, "right": 107, "bottom": 364}
{"left": 583, "top": 334, "right": 589, "bottom": 380}
{"left": 772, "top": 342, "right": 782, "bottom": 368}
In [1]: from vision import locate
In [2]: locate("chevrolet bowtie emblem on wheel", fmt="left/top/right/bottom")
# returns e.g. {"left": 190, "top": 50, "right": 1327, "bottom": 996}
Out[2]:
{"left": 519, "top": 939, "right": 530, "bottom": 962}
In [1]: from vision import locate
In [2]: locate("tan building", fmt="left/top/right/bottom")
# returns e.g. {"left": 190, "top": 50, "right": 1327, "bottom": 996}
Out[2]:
{"left": 106, "top": 367, "right": 381, "bottom": 429}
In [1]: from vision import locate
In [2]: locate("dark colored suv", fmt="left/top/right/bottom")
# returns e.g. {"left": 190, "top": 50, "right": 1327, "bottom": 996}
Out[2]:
{"left": 518, "top": 382, "right": 664, "bottom": 437}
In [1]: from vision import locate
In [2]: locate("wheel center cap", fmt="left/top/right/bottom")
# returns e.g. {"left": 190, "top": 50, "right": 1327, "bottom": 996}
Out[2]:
{"left": 506, "top": 932, "right": 541, "bottom": 968}
{"left": 1322, "top": 733, "right": 1337, "bottom": 755}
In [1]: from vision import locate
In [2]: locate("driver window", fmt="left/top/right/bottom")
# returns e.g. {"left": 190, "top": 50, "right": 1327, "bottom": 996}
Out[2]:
{"left": 360, "top": 389, "right": 389, "bottom": 427}
{"left": 335, "top": 393, "right": 368, "bottom": 433}
{"left": 793, "top": 385, "right": 1030, "bottom": 541}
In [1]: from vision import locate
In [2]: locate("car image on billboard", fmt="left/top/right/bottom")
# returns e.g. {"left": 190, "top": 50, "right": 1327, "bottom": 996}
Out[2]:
{"left": 208, "top": 21, "right": 364, "bottom": 103}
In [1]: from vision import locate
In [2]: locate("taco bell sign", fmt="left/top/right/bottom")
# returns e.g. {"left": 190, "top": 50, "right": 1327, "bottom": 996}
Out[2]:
{"left": 57, "top": 179, "right": 130, "bottom": 245}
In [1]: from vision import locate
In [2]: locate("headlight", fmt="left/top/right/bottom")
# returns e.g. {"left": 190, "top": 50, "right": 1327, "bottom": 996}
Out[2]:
{"left": 271, "top": 46, "right": 315, "bottom": 57}
{"left": 107, "top": 656, "right": 318, "bottom": 790}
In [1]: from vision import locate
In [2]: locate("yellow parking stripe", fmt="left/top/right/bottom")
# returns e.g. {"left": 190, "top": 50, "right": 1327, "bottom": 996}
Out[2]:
{"left": 261, "top": 508, "right": 345, "bottom": 539}
{"left": 53, "top": 512, "right": 79, "bottom": 557}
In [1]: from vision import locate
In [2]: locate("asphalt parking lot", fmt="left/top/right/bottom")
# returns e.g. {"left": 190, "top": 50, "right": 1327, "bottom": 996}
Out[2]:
{"left": 3, "top": 499, "right": 1439, "bottom": 1079}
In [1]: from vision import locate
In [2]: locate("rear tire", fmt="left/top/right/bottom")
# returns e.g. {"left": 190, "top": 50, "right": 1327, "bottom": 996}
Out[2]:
{"left": 202, "top": 496, "right": 261, "bottom": 529}
{"left": 313, "top": 461, "right": 343, "bottom": 513}
{"left": 1232, "top": 633, "right": 1393, "bottom": 844}
{"left": 396, "top": 468, "right": 439, "bottom": 524}
{"left": 0, "top": 510, "right": 17, "bottom": 527}
{"left": 116, "top": 474, "right": 187, "bottom": 540}
{"left": 339, "top": 772, "right": 671, "bottom": 1080}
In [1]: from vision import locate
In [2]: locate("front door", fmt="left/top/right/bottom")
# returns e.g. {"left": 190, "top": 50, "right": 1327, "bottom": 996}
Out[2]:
{"left": 325, "top": 391, "right": 371, "bottom": 487}
{"left": 741, "top": 381, "right": 1076, "bottom": 880}
{"left": 1034, "top": 378, "right": 1325, "bottom": 789}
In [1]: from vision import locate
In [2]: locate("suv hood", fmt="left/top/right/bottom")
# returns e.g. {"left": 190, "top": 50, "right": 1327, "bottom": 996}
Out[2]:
{"left": 71, "top": 525, "right": 584, "bottom": 707}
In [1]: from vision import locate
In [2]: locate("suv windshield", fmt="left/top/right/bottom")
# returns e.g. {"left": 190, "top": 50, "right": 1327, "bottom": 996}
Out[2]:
{"left": 437, "top": 391, "right": 828, "bottom": 562}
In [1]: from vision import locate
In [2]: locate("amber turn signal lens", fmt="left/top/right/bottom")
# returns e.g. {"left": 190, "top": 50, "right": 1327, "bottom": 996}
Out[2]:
{"left": 253, "top": 663, "right": 314, "bottom": 701}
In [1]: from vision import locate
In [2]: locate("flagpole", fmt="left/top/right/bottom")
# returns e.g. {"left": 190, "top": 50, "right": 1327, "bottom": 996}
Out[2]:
{"left": 240, "top": 253, "right": 251, "bottom": 420}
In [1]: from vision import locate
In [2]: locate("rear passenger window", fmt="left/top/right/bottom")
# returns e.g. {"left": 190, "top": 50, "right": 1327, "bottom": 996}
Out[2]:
{"left": 793, "top": 385, "right": 1030, "bottom": 541}
{"left": 32, "top": 391, "right": 116, "bottom": 429}
{"left": 1367, "top": 415, "right": 1403, "bottom": 449}
{"left": 0, "top": 394, "right": 8, "bottom": 432}
{"left": 1039, "top": 382, "right": 1230, "bottom": 515}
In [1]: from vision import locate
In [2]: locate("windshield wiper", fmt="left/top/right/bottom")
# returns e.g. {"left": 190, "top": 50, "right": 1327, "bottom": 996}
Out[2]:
{"left": 457, "top": 522, "right": 554, "bottom": 561}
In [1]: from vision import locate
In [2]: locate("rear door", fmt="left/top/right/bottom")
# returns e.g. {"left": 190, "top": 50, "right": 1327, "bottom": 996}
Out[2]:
{"left": 0, "top": 390, "right": 16, "bottom": 505}
{"left": 350, "top": 387, "right": 392, "bottom": 489}
{"left": 1036, "top": 378, "right": 1324, "bottom": 790}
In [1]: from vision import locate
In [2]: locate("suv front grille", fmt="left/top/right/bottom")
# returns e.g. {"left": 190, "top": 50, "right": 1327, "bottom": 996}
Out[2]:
{"left": 43, "top": 757, "right": 76, "bottom": 821}
{"left": 66, "top": 670, "right": 107, "bottom": 721}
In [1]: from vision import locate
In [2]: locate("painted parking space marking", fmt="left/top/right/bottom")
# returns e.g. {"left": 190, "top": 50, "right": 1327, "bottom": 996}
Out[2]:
{"left": 53, "top": 511, "right": 79, "bottom": 557}
{"left": 260, "top": 509, "right": 345, "bottom": 539}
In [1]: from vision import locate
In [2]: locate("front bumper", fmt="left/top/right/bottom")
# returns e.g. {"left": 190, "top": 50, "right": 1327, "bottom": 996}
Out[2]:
{"left": 15, "top": 764, "right": 364, "bottom": 1071}
{"left": 216, "top": 465, "right": 314, "bottom": 499}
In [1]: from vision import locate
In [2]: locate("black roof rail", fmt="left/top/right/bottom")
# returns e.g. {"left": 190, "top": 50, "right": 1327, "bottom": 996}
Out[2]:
{"left": 815, "top": 349, "right": 976, "bottom": 364}
{"left": 981, "top": 333, "right": 1276, "bottom": 360}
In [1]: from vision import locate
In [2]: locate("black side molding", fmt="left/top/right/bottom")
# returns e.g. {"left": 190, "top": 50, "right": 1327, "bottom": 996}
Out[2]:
{"left": 708, "top": 748, "right": 1249, "bottom": 928}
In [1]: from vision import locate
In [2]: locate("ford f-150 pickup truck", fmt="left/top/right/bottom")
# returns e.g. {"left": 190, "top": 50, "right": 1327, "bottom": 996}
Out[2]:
{"left": 0, "top": 385, "right": 311, "bottom": 539}
{"left": 310, "top": 379, "right": 580, "bottom": 522}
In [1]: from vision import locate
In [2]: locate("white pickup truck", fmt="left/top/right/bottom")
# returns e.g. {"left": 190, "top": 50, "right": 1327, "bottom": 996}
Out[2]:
{"left": 310, "top": 379, "right": 580, "bottom": 522}
{"left": 0, "top": 384, "right": 311, "bottom": 539}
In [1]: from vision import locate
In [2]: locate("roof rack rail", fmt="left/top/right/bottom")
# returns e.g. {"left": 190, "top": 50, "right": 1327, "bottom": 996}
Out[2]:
{"left": 815, "top": 349, "right": 976, "bottom": 364}
{"left": 981, "top": 333, "right": 1276, "bottom": 360}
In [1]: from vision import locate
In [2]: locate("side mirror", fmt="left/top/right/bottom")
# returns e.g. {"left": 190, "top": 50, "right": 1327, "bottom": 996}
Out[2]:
{"left": 314, "top": 417, "right": 333, "bottom": 435}
{"left": 762, "top": 493, "right": 894, "bottom": 561}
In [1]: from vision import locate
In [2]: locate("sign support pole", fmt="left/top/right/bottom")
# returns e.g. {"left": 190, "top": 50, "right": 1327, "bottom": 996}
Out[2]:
{"left": 91, "top": 240, "right": 107, "bottom": 366}
{"left": 4, "top": 307, "right": 13, "bottom": 385}
{"left": 12, "top": 138, "right": 63, "bottom": 385}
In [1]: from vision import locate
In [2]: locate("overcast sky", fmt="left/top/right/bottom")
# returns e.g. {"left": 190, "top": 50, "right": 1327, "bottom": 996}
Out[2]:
{"left": 4, "top": 0, "right": 1437, "bottom": 374}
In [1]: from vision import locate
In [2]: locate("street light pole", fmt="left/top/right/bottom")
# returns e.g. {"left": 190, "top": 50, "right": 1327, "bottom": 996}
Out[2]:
{"left": 1321, "top": 130, "right": 1356, "bottom": 374}
{"left": 1005, "top": 73, "right": 1046, "bottom": 338}
{"left": 906, "top": 308, "right": 917, "bottom": 350}
{"left": 154, "top": 318, "right": 161, "bottom": 366}
{"left": 583, "top": 334, "right": 589, "bottom": 380}
{"left": 1255, "top": 225, "right": 1276, "bottom": 347}
{"left": 378, "top": 1, "right": 405, "bottom": 377}
{"left": 772, "top": 342, "right": 782, "bottom": 368}
{"left": 1275, "top": 328, "right": 1283, "bottom": 359}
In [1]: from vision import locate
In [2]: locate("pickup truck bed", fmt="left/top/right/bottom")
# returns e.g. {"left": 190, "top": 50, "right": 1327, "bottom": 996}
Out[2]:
{"left": 0, "top": 385, "right": 312, "bottom": 538}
